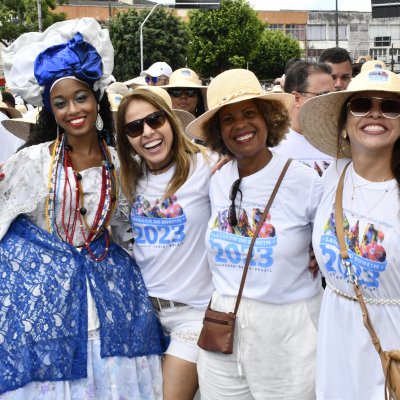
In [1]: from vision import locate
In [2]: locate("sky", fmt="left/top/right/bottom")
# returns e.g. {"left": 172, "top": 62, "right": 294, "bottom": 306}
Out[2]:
{"left": 249, "top": 0, "right": 372, "bottom": 12}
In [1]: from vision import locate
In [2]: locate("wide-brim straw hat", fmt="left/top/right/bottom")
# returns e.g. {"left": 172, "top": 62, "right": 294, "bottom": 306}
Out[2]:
{"left": 137, "top": 86, "right": 195, "bottom": 131}
{"left": 124, "top": 76, "right": 147, "bottom": 89}
{"left": 185, "top": 69, "right": 293, "bottom": 141}
{"left": 0, "top": 101, "right": 22, "bottom": 119}
{"left": 162, "top": 68, "right": 208, "bottom": 110}
{"left": 1, "top": 106, "right": 41, "bottom": 140}
{"left": 107, "top": 81, "right": 130, "bottom": 96}
{"left": 300, "top": 60, "right": 400, "bottom": 158}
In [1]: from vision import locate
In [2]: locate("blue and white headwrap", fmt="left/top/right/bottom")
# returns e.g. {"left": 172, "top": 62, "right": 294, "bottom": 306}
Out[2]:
{"left": 3, "top": 18, "right": 114, "bottom": 111}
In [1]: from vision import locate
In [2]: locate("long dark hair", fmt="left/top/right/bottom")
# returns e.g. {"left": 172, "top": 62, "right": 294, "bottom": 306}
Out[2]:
{"left": 20, "top": 92, "right": 115, "bottom": 149}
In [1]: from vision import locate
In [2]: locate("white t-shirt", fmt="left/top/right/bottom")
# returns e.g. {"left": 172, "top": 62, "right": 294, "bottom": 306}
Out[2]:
{"left": 274, "top": 128, "right": 333, "bottom": 176}
{"left": 206, "top": 152, "right": 323, "bottom": 304}
{"left": 0, "top": 112, "right": 25, "bottom": 163}
{"left": 131, "top": 152, "right": 215, "bottom": 309}
{"left": 313, "top": 159, "right": 400, "bottom": 400}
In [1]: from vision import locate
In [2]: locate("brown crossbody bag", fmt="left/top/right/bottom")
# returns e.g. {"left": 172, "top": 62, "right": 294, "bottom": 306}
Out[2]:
{"left": 335, "top": 163, "right": 400, "bottom": 400}
{"left": 197, "top": 159, "right": 292, "bottom": 354}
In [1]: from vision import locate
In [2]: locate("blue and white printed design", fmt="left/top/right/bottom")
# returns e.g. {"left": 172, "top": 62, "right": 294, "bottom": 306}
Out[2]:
{"left": 131, "top": 194, "right": 187, "bottom": 248}
{"left": 209, "top": 208, "right": 277, "bottom": 272}
{"left": 319, "top": 209, "right": 388, "bottom": 288}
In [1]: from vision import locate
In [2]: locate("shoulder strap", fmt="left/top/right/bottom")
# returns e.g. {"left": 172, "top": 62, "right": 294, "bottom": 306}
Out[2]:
{"left": 334, "top": 162, "right": 385, "bottom": 356}
{"left": 233, "top": 158, "right": 292, "bottom": 315}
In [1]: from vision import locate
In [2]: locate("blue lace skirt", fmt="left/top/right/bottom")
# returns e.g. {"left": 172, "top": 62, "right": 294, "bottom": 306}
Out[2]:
{"left": 0, "top": 332, "right": 162, "bottom": 400}
{"left": 0, "top": 216, "right": 166, "bottom": 399}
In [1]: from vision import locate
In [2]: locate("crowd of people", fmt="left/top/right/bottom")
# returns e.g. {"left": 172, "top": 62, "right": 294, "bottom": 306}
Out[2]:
{"left": 0, "top": 16, "right": 399, "bottom": 400}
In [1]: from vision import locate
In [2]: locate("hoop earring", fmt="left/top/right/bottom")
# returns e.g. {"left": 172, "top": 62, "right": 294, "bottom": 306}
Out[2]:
{"left": 96, "top": 104, "right": 104, "bottom": 132}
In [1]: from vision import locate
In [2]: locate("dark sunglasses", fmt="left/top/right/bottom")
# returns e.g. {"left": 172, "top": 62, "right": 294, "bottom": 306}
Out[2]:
{"left": 145, "top": 76, "right": 165, "bottom": 84}
{"left": 228, "top": 178, "right": 242, "bottom": 226}
{"left": 123, "top": 110, "right": 167, "bottom": 138}
{"left": 347, "top": 97, "right": 400, "bottom": 119}
{"left": 168, "top": 89, "right": 198, "bottom": 98}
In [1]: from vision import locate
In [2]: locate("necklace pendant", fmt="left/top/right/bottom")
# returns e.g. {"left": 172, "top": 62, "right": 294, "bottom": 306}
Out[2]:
{"left": 80, "top": 207, "right": 87, "bottom": 215}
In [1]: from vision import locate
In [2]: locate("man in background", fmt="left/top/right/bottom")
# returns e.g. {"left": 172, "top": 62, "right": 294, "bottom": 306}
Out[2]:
{"left": 274, "top": 60, "right": 334, "bottom": 176}
{"left": 319, "top": 47, "right": 353, "bottom": 91}
{"left": 140, "top": 61, "right": 172, "bottom": 86}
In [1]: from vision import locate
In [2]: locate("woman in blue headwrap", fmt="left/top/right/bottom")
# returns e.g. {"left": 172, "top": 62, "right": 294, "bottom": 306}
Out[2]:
{"left": 0, "top": 18, "right": 166, "bottom": 399}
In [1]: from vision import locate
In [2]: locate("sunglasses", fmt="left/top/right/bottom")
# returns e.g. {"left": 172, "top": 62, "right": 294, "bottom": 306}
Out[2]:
{"left": 168, "top": 89, "right": 198, "bottom": 98}
{"left": 228, "top": 178, "right": 242, "bottom": 226}
{"left": 145, "top": 76, "right": 167, "bottom": 84}
{"left": 347, "top": 97, "right": 400, "bottom": 119}
{"left": 123, "top": 110, "right": 167, "bottom": 138}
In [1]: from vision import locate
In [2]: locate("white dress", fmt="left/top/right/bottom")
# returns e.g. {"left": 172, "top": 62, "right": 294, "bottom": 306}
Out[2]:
{"left": 0, "top": 142, "right": 163, "bottom": 400}
{"left": 313, "top": 159, "right": 400, "bottom": 400}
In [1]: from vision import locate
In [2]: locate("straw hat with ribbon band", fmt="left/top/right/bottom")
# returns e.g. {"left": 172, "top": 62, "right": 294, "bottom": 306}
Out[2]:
{"left": 185, "top": 69, "right": 294, "bottom": 141}
{"left": 138, "top": 86, "right": 195, "bottom": 131}
{"left": 300, "top": 61, "right": 400, "bottom": 159}
{"left": 3, "top": 17, "right": 114, "bottom": 112}
{"left": 162, "top": 68, "right": 208, "bottom": 111}
{"left": 1, "top": 107, "right": 41, "bottom": 141}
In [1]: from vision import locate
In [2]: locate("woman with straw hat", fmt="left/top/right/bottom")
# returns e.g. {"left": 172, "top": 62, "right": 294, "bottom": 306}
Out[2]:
{"left": 300, "top": 61, "right": 400, "bottom": 400}
{"left": 186, "top": 69, "right": 323, "bottom": 399}
{"left": 163, "top": 68, "right": 207, "bottom": 118}
{"left": 116, "top": 87, "right": 217, "bottom": 400}
{"left": 0, "top": 18, "right": 166, "bottom": 399}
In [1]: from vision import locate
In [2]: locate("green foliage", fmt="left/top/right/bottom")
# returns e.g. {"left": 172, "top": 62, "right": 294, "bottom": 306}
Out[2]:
{"left": 188, "top": 0, "right": 264, "bottom": 78}
{"left": 251, "top": 29, "right": 301, "bottom": 80}
{"left": 109, "top": 7, "right": 190, "bottom": 82}
{"left": 0, "top": 0, "right": 66, "bottom": 46}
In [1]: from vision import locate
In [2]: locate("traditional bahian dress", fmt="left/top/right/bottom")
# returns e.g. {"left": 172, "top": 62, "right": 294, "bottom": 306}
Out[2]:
{"left": 0, "top": 142, "right": 166, "bottom": 400}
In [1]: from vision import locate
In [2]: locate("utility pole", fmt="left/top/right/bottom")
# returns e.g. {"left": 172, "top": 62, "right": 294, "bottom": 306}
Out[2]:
{"left": 335, "top": 0, "right": 339, "bottom": 47}
{"left": 140, "top": 3, "right": 162, "bottom": 73}
{"left": 391, "top": 43, "right": 394, "bottom": 72}
{"left": 37, "top": 0, "right": 43, "bottom": 32}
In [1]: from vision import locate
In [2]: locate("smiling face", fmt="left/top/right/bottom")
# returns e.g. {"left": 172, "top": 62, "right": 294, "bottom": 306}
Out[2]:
{"left": 219, "top": 99, "right": 270, "bottom": 166}
{"left": 346, "top": 91, "right": 400, "bottom": 157}
{"left": 170, "top": 88, "right": 199, "bottom": 115}
{"left": 50, "top": 78, "right": 98, "bottom": 139}
{"left": 124, "top": 98, "right": 173, "bottom": 171}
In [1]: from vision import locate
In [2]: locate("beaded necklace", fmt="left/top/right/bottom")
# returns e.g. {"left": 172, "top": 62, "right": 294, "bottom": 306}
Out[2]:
{"left": 45, "top": 134, "right": 117, "bottom": 261}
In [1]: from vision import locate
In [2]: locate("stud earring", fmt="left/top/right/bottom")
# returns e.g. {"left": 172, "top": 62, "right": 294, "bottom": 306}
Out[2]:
{"left": 341, "top": 130, "right": 347, "bottom": 139}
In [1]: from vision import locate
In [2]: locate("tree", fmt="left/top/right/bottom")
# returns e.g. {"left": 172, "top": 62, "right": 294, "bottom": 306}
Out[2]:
{"left": 251, "top": 29, "right": 301, "bottom": 81}
{"left": 109, "top": 7, "right": 190, "bottom": 82}
{"left": 188, "top": 0, "right": 264, "bottom": 78}
{"left": 0, "top": 0, "right": 66, "bottom": 46}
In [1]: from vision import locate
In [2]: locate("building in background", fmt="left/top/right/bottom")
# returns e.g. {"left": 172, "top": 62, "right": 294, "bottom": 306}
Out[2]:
{"left": 1, "top": 4, "right": 400, "bottom": 76}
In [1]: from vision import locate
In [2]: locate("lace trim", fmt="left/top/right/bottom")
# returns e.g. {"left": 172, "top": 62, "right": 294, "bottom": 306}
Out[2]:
{"left": 0, "top": 216, "right": 167, "bottom": 395}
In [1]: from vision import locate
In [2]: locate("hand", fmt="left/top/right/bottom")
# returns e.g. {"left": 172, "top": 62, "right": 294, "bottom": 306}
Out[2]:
{"left": 211, "top": 155, "right": 233, "bottom": 174}
{"left": 308, "top": 245, "right": 319, "bottom": 279}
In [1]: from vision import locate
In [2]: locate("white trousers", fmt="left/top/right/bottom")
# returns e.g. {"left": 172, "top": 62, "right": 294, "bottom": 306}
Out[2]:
{"left": 197, "top": 291, "right": 322, "bottom": 400}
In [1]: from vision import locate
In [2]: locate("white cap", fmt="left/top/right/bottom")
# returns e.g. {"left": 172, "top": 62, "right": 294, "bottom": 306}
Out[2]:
{"left": 140, "top": 62, "right": 172, "bottom": 78}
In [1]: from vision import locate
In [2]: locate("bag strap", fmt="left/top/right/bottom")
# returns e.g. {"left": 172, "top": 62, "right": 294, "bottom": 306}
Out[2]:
{"left": 232, "top": 158, "right": 292, "bottom": 316}
{"left": 334, "top": 162, "right": 385, "bottom": 356}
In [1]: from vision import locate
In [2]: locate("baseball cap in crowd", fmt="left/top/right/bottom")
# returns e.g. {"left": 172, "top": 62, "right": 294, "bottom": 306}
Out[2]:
{"left": 140, "top": 62, "right": 172, "bottom": 79}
